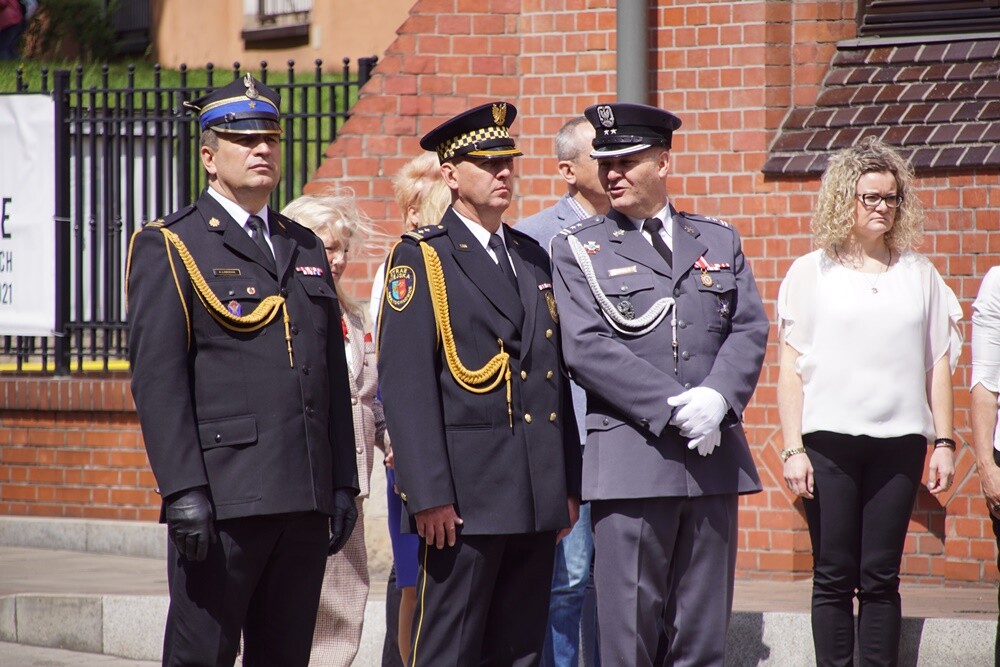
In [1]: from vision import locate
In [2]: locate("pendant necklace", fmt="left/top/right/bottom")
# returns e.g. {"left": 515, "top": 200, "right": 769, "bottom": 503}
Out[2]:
{"left": 866, "top": 249, "right": 892, "bottom": 294}
{"left": 836, "top": 247, "right": 892, "bottom": 294}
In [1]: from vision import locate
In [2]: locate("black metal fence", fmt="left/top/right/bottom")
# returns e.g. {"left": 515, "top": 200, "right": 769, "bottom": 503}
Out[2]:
{"left": 1, "top": 56, "right": 376, "bottom": 374}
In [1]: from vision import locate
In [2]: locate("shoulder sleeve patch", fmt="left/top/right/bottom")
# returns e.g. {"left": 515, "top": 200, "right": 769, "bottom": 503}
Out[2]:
{"left": 384, "top": 265, "right": 417, "bottom": 311}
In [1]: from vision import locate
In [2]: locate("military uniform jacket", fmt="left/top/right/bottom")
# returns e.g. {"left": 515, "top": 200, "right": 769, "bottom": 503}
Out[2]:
{"left": 377, "top": 208, "right": 583, "bottom": 535}
{"left": 550, "top": 208, "right": 767, "bottom": 500}
{"left": 127, "top": 190, "right": 359, "bottom": 521}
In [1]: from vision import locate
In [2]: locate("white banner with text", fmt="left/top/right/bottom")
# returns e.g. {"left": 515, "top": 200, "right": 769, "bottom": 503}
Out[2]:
{"left": 0, "top": 94, "right": 55, "bottom": 336}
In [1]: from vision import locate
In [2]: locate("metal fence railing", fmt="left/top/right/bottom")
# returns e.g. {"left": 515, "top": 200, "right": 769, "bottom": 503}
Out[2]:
{"left": 2, "top": 56, "right": 376, "bottom": 374}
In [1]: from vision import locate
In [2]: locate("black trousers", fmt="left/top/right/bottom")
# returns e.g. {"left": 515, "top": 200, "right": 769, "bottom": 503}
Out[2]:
{"left": 409, "top": 531, "right": 556, "bottom": 667}
{"left": 162, "top": 511, "right": 329, "bottom": 667}
{"left": 802, "top": 431, "right": 925, "bottom": 667}
{"left": 382, "top": 563, "right": 405, "bottom": 667}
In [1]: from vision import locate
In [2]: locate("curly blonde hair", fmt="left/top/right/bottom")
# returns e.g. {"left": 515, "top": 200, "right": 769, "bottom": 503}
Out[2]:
{"left": 811, "top": 136, "right": 923, "bottom": 253}
{"left": 282, "top": 191, "right": 378, "bottom": 322}
{"left": 392, "top": 152, "right": 451, "bottom": 231}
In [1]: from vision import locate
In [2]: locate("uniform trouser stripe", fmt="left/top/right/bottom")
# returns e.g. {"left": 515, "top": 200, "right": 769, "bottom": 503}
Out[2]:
{"left": 409, "top": 540, "right": 430, "bottom": 666}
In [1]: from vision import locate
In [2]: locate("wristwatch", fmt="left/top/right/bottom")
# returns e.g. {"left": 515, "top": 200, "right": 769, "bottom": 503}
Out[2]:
{"left": 780, "top": 446, "right": 806, "bottom": 462}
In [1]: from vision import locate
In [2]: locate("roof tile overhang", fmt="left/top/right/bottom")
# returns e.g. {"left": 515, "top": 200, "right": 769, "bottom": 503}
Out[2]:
{"left": 763, "top": 38, "right": 1000, "bottom": 176}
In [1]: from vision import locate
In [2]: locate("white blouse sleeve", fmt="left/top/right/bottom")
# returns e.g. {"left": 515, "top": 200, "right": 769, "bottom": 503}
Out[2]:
{"left": 924, "top": 261, "right": 963, "bottom": 373}
{"left": 972, "top": 267, "right": 1000, "bottom": 392}
{"left": 777, "top": 253, "right": 818, "bottom": 354}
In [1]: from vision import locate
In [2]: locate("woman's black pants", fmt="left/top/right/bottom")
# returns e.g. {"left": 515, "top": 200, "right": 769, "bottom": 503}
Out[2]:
{"left": 802, "top": 431, "right": 926, "bottom": 667}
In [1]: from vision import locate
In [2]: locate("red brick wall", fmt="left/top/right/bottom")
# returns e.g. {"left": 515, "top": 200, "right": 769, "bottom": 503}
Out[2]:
{"left": 0, "top": 377, "right": 158, "bottom": 521}
{"left": 2, "top": 0, "right": 998, "bottom": 586}
{"left": 311, "top": 0, "right": 1000, "bottom": 586}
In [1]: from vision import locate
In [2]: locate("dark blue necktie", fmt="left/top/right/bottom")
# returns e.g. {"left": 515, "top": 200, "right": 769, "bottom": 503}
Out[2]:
{"left": 488, "top": 233, "right": 518, "bottom": 292}
{"left": 246, "top": 215, "right": 276, "bottom": 272}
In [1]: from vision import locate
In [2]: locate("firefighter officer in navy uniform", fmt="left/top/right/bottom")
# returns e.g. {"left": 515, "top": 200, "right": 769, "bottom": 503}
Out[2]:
{"left": 549, "top": 102, "right": 769, "bottom": 666}
{"left": 376, "top": 101, "right": 583, "bottom": 666}
{"left": 126, "top": 74, "right": 359, "bottom": 666}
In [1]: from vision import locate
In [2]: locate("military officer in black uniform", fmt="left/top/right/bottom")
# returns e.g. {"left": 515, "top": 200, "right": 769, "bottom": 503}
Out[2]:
{"left": 376, "top": 102, "right": 583, "bottom": 666}
{"left": 126, "top": 74, "right": 359, "bottom": 666}
{"left": 550, "top": 103, "right": 769, "bottom": 666}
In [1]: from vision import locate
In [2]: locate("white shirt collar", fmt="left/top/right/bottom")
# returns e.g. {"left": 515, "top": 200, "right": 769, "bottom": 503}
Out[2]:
{"left": 626, "top": 204, "right": 672, "bottom": 235}
{"left": 453, "top": 207, "right": 508, "bottom": 254}
{"left": 206, "top": 186, "right": 269, "bottom": 234}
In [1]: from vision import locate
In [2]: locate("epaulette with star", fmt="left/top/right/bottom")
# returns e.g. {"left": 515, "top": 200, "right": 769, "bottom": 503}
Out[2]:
{"left": 680, "top": 211, "right": 732, "bottom": 230}
{"left": 153, "top": 204, "right": 197, "bottom": 228}
{"left": 403, "top": 223, "right": 448, "bottom": 243}
{"left": 558, "top": 214, "right": 606, "bottom": 237}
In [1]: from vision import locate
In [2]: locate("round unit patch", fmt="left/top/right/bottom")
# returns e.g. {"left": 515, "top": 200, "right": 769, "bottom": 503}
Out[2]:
{"left": 386, "top": 265, "right": 416, "bottom": 311}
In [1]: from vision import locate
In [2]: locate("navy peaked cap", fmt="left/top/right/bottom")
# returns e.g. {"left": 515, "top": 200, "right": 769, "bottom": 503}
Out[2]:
{"left": 185, "top": 74, "right": 282, "bottom": 135}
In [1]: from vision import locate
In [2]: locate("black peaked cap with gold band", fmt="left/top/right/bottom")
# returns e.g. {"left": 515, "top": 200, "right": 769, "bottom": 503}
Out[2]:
{"left": 184, "top": 73, "right": 282, "bottom": 135}
{"left": 584, "top": 102, "right": 682, "bottom": 159}
{"left": 420, "top": 101, "right": 523, "bottom": 163}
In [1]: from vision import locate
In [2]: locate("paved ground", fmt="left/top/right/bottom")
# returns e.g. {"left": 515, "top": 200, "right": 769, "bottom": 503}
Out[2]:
{"left": 1, "top": 545, "right": 994, "bottom": 619}
{"left": 0, "top": 642, "right": 159, "bottom": 666}
{"left": 0, "top": 543, "right": 997, "bottom": 665}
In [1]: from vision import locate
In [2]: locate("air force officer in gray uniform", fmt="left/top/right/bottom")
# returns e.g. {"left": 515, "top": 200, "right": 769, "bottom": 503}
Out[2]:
{"left": 549, "top": 103, "right": 768, "bottom": 666}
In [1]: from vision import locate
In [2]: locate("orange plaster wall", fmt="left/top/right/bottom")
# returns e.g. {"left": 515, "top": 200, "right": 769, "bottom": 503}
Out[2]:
{"left": 151, "top": 0, "right": 413, "bottom": 70}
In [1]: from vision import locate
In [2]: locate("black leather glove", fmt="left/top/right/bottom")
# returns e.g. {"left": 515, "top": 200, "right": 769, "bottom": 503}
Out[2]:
{"left": 165, "top": 486, "right": 215, "bottom": 562}
{"left": 328, "top": 488, "right": 358, "bottom": 555}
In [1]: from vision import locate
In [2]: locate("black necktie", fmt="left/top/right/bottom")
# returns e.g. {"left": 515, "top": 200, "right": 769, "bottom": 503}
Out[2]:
{"left": 246, "top": 215, "right": 276, "bottom": 272}
{"left": 644, "top": 217, "right": 673, "bottom": 267}
{"left": 488, "top": 233, "right": 518, "bottom": 291}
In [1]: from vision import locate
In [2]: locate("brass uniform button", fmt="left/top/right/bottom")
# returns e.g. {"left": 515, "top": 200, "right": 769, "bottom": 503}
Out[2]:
{"left": 545, "top": 329, "right": 553, "bottom": 339}
{"left": 400, "top": 492, "right": 407, "bottom": 503}
{"left": 549, "top": 412, "right": 557, "bottom": 422}
{"left": 546, "top": 370, "right": 554, "bottom": 379}
{"left": 520, "top": 370, "right": 528, "bottom": 380}
{"left": 524, "top": 413, "right": 533, "bottom": 424}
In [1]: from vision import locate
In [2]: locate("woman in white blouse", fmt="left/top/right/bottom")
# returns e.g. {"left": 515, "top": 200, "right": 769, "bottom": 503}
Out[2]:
{"left": 778, "top": 137, "right": 959, "bottom": 666}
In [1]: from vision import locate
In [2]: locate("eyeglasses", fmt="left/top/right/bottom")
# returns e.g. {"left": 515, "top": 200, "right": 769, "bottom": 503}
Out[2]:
{"left": 857, "top": 193, "right": 903, "bottom": 209}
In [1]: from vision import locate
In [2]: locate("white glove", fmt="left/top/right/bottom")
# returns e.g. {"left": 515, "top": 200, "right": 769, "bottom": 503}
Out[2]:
{"left": 688, "top": 428, "right": 721, "bottom": 457}
{"left": 667, "top": 387, "right": 728, "bottom": 438}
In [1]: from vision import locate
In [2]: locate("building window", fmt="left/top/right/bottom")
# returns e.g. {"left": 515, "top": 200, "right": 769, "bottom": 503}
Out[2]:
{"left": 242, "top": 0, "right": 312, "bottom": 46}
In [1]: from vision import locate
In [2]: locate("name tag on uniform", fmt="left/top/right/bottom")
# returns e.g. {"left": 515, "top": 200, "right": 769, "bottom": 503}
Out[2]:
{"left": 213, "top": 268, "right": 242, "bottom": 276}
{"left": 608, "top": 265, "right": 638, "bottom": 277}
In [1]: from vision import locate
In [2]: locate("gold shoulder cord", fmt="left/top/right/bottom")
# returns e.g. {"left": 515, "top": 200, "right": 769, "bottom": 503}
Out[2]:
{"left": 418, "top": 242, "right": 513, "bottom": 428}
{"left": 126, "top": 226, "right": 295, "bottom": 366}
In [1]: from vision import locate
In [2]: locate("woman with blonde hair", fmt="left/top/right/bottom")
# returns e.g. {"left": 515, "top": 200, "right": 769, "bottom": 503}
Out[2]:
{"left": 281, "top": 192, "right": 385, "bottom": 667}
{"left": 368, "top": 152, "right": 451, "bottom": 324}
{"left": 368, "top": 151, "right": 450, "bottom": 666}
{"left": 778, "top": 136, "right": 960, "bottom": 665}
